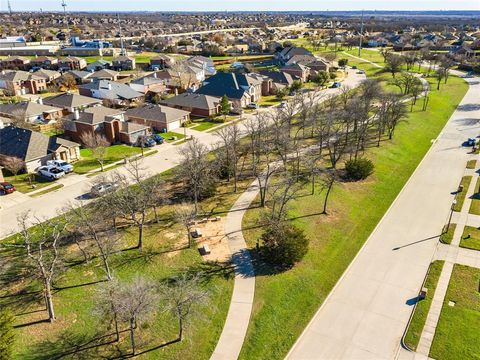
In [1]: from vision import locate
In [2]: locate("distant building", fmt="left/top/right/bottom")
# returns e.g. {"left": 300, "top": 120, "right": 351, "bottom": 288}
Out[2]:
{"left": 112, "top": 56, "right": 136, "bottom": 71}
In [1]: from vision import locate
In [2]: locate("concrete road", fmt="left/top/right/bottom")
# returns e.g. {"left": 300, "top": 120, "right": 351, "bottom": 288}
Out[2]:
{"left": 0, "top": 70, "right": 365, "bottom": 239}
{"left": 285, "top": 73, "right": 480, "bottom": 360}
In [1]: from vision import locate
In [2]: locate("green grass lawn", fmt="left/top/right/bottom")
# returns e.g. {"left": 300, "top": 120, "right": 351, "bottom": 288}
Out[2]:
{"left": 239, "top": 74, "right": 468, "bottom": 359}
{"left": 404, "top": 261, "right": 445, "bottom": 350}
{"left": 440, "top": 224, "right": 456, "bottom": 244}
{"left": 467, "top": 159, "right": 477, "bottom": 169}
{"left": 4, "top": 173, "right": 56, "bottom": 194}
{"left": 430, "top": 265, "right": 480, "bottom": 360}
{"left": 453, "top": 176, "right": 472, "bottom": 212}
{"left": 460, "top": 225, "right": 480, "bottom": 251}
{"left": 1, "top": 169, "right": 262, "bottom": 359}
{"left": 468, "top": 176, "right": 480, "bottom": 215}
{"left": 191, "top": 120, "right": 222, "bottom": 132}
{"left": 258, "top": 95, "right": 282, "bottom": 107}
{"left": 30, "top": 184, "right": 64, "bottom": 198}
{"left": 74, "top": 145, "right": 142, "bottom": 174}
{"left": 157, "top": 131, "right": 186, "bottom": 143}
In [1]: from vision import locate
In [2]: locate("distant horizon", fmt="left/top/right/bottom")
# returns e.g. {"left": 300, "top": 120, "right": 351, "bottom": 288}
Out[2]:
{"left": 1, "top": 0, "right": 479, "bottom": 12}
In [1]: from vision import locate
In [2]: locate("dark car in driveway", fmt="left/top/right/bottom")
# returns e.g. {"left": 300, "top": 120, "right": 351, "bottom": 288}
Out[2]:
{"left": 151, "top": 134, "right": 165, "bottom": 144}
{"left": 135, "top": 136, "right": 156, "bottom": 148}
{"left": 0, "top": 182, "right": 16, "bottom": 195}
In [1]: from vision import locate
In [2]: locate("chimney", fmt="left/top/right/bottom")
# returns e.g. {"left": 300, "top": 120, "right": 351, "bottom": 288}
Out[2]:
{"left": 37, "top": 97, "right": 43, "bottom": 105}
{"left": 74, "top": 109, "right": 80, "bottom": 120}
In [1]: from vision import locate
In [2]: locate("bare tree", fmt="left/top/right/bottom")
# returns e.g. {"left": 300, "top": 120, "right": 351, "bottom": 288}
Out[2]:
{"left": 160, "top": 273, "right": 208, "bottom": 341}
{"left": 2, "top": 156, "right": 25, "bottom": 179}
{"left": 15, "top": 212, "right": 67, "bottom": 322}
{"left": 320, "top": 169, "right": 338, "bottom": 215}
{"left": 99, "top": 276, "right": 158, "bottom": 355}
{"left": 385, "top": 54, "right": 405, "bottom": 78}
{"left": 215, "top": 122, "right": 241, "bottom": 192}
{"left": 173, "top": 203, "right": 197, "bottom": 248}
{"left": 176, "top": 138, "right": 214, "bottom": 214}
{"left": 267, "top": 173, "right": 305, "bottom": 221}
{"left": 63, "top": 201, "right": 118, "bottom": 281}
{"left": 80, "top": 132, "right": 110, "bottom": 172}
{"left": 9, "top": 109, "right": 31, "bottom": 129}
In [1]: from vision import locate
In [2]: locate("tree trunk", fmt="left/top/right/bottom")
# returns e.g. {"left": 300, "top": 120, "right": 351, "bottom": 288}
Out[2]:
{"left": 130, "top": 318, "right": 136, "bottom": 355}
{"left": 44, "top": 281, "right": 55, "bottom": 322}
{"left": 178, "top": 311, "right": 183, "bottom": 341}
{"left": 322, "top": 182, "right": 334, "bottom": 214}
{"left": 137, "top": 220, "right": 144, "bottom": 250}
{"left": 112, "top": 308, "right": 120, "bottom": 342}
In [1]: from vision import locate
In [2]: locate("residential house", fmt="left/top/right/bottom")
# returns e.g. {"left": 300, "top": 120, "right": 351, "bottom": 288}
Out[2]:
{"left": 0, "top": 70, "right": 47, "bottom": 95}
{"left": 195, "top": 72, "right": 263, "bottom": 108}
{"left": 63, "top": 106, "right": 149, "bottom": 145}
{"left": 33, "top": 69, "right": 62, "bottom": 83}
{"left": 186, "top": 56, "right": 216, "bottom": 77}
{"left": 125, "top": 104, "right": 190, "bottom": 132}
{"left": 0, "top": 56, "right": 31, "bottom": 70}
{"left": 86, "top": 60, "right": 112, "bottom": 72}
{"left": 276, "top": 46, "right": 313, "bottom": 63}
{"left": 78, "top": 80, "right": 143, "bottom": 105}
{"left": 112, "top": 56, "right": 136, "bottom": 71}
{"left": 0, "top": 126, "right": 80, "bottom": 172}
{"left": 0, "top": 101, "right": 63, "bottom": 124}
{"left": 154, "top": 64, "right": 204, "bottom": 92}
{"left": 160, "top": 93, "right": 222, "bottom": 117}
{"left": 58, "top": 57, "right": 87, "bottom": 71}
{"left": 280, "top": 63, "right": 310, "bottom": 82}
{"left": 150, "top": 55, "right": 175, "bottom": 70}
{"left": 67, "top": 70, "right": 92, "bottom": 84}
{"left": 129, "top": 74, "right": 167, "bottom": 95}
{"left": 30, "top": 56, "right": 59, "bottom": 70}
{"left": 261, "top": 70, "right": 296, "bottom": 93}
{"left": 89, "top": 69, "right": 119, "bottom": 81}
{"left": 43, "top": 93, "right": 102, "bottom": 115}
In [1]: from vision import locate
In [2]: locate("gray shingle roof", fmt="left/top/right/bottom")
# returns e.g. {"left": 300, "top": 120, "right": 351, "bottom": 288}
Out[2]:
{"left": 195, "top": 72, "right": 261, "bottom": 100}
{"left": 43, "top": 93, "right": 102, "bottom": 109}
{"left": 125, "top": 104, "right": 189, "bottom": 124}
{"left": 64, "top": 106, "right": 124, "bottom": 125}
{"left": 0, "top": 126, "right": 79, "bottom": 162}
{"left": 0, "top": 101, "right": 61, "bottom": 117}
{"left": 161, "top": 93, "right": 221, "bottom": 110}
{"left": 79, "top": 80, "right": 143, "bottom": 101}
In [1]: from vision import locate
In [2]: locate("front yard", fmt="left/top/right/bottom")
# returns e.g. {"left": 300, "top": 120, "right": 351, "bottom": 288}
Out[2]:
{"left": 4, "top": 173, "right": 55, "bottom": 194}
{"left": 74, "top": 145, "right": 142, "bottom": 174}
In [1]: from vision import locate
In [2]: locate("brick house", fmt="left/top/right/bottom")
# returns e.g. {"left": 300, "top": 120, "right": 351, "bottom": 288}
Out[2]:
{"left": 58, "top": 57, "right": 87, "bottom": 71}
{"left": 125, "top": 104, "right": 190, "bottom": 132}
{"left": 0, "top": 56, "right": 31, "bottom": 70}
{"left": 160, "top": 93, "right": 222, "bottom": 117}
{"left": 0, "top": 70, "right": 48, "bottom": 95}
{"left": 112, "top": 56, "right": 136, "bottom": 71}
{"left": 30, "top": 56, "right": 59, "bottom": 70}
{"left": 43, "top": 93, "right": 102, "bottom": 115}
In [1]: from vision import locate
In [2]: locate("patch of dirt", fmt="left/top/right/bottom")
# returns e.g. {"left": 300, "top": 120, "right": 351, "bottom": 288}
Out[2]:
{"left": 193, "top": 217, "right": 230, "bottom": 262}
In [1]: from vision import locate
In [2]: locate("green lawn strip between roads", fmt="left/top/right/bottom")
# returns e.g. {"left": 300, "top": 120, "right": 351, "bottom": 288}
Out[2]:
{"left": 404, "top": 260, "right": 445, "bottom": 351}
{"left": 460, "top": 226, "right": 480, "bottom": 251}
{"left": 466, "top": 159, "right": 477, "bottom": 169}
{"left": 468, "top": 176, "right": 480, "bottom": 216}
{"left": 30, "top": 184, "right": 64, "bottom": 198}
{"left": 453, "top": 176, "right": 473, "bottom": 212}
{"left": 430, "top": 265, "right": 480, "bottom": 360}
{"left": 238, "top": 74, "right": 468, "bottom": 358}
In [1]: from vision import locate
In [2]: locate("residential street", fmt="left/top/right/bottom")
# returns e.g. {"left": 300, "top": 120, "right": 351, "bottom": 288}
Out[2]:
{"left": 0, "top": 71, "right": 365, "bottom": 239}
{"left": 285, "top": 72, "right": 480, "bottom": 359}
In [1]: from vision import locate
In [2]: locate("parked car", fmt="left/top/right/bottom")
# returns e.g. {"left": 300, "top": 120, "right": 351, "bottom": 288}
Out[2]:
{"left": 465, "top": 138, "right": 477, "bottom": 147}
{"left": 151, "top": 134, "right": 165, "bottom": 145}
{"left": 247, "top": 103, "right": 259, "bottom": 109}
{"left": 279, "top": 102, "right": 287, "bottom": 109}
{"left": 90, "top": 182, "right": 120, "bottom": 197}
{"left": 352, "top": 65, "right": 357, "bottom": 69}
{"left": 135, "top": 136, "right": 156, "bottom": 148}
{"left": 38, "top": 165, "right": 65, "bottom": 180}
{"left": 357, "top": 70, "right": 366, "bottom": 74}
{"left": 0, "top": 182, "right": 16, "bottom": 195}
{"left": 330, "top": 82, "right": 342, "bottom": 88}
{"left": 47, "top": 160, "right": 73, "bottom": 173}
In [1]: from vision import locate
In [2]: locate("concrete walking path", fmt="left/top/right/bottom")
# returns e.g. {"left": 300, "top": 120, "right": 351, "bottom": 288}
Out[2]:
{"left": 210, "top": 179, "right": 259, "bottom": 360}
{"left": 285, "top": 73, "right": 480, "bottom": 359}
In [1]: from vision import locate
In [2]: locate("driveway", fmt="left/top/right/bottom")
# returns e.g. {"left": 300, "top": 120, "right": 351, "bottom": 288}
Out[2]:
{"left": 0, "top": 70, "right": 365, "bottom": 239}
{"left": 285, "top": 73, "right": 480, "bottom": 359}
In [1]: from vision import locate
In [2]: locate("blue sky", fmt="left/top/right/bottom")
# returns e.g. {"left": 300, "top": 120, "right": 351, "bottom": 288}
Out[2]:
{"left": 2, "top": 0, "right": 479, "bottom": 12}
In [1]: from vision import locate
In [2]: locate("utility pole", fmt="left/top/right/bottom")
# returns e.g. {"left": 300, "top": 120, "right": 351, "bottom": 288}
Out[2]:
{"left": 7, "top": 0, "right": 12, "bottom": 14}
{"left": 117, "top": 13, "right": 126, "bottom": 56}
{"left": 61, "top": 0, "right": 70, "bottom": 44}
{"left": 358, "top": 10, "right": 364, "bottom": 57}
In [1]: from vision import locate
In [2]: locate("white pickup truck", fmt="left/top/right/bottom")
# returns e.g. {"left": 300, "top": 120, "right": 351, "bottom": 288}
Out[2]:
{"left": 47, "top": 160, "right": 73, "bottom": 174}
{"left": 38, "top": 165, "right": 65, "bottom": 180}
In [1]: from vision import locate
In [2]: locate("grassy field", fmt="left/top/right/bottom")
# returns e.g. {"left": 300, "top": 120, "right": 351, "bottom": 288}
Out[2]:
{"left": 440, "top": 224, "right": 456, "bottom": 244}
{"left": 453, "top": 176, "right": 472, "bottom": 212}
{"left": 238, "top": 71, "right": 468, "bottom": 358}
{"left": 460, "top": 226, "right": 480, "bottom": 251}
{"left": 468, "top": 176, "right": 480, "bottom": 215}
{"left": 191, "top": 119, "right": 223, "bottom": 132}
{"left": 74, "top": 145, "right": 142, "bottom": 174}
{"left": 404, "top": 261, "right": 445, "bottom": 350}
{"left": 157, "top": 131, "right": 187, "bottom": 143}
{"left": 1, "top": 167, "right": 263, "bottom": 359}
{"left": 258, "top": 95, "right": 282, "bottom": 107}
{"left": 3, "top": 173, "right": 56, "bottom": 194}
{"left": 430, "top": 265, "right": 480, "bottom": 360}
{"left": 30, "top": 184, "right": 64, "bottom": 198}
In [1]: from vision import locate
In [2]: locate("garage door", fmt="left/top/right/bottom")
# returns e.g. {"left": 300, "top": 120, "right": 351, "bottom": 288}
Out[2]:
{"left": 167, "top": 120, "right": 181, "bottom": 131}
